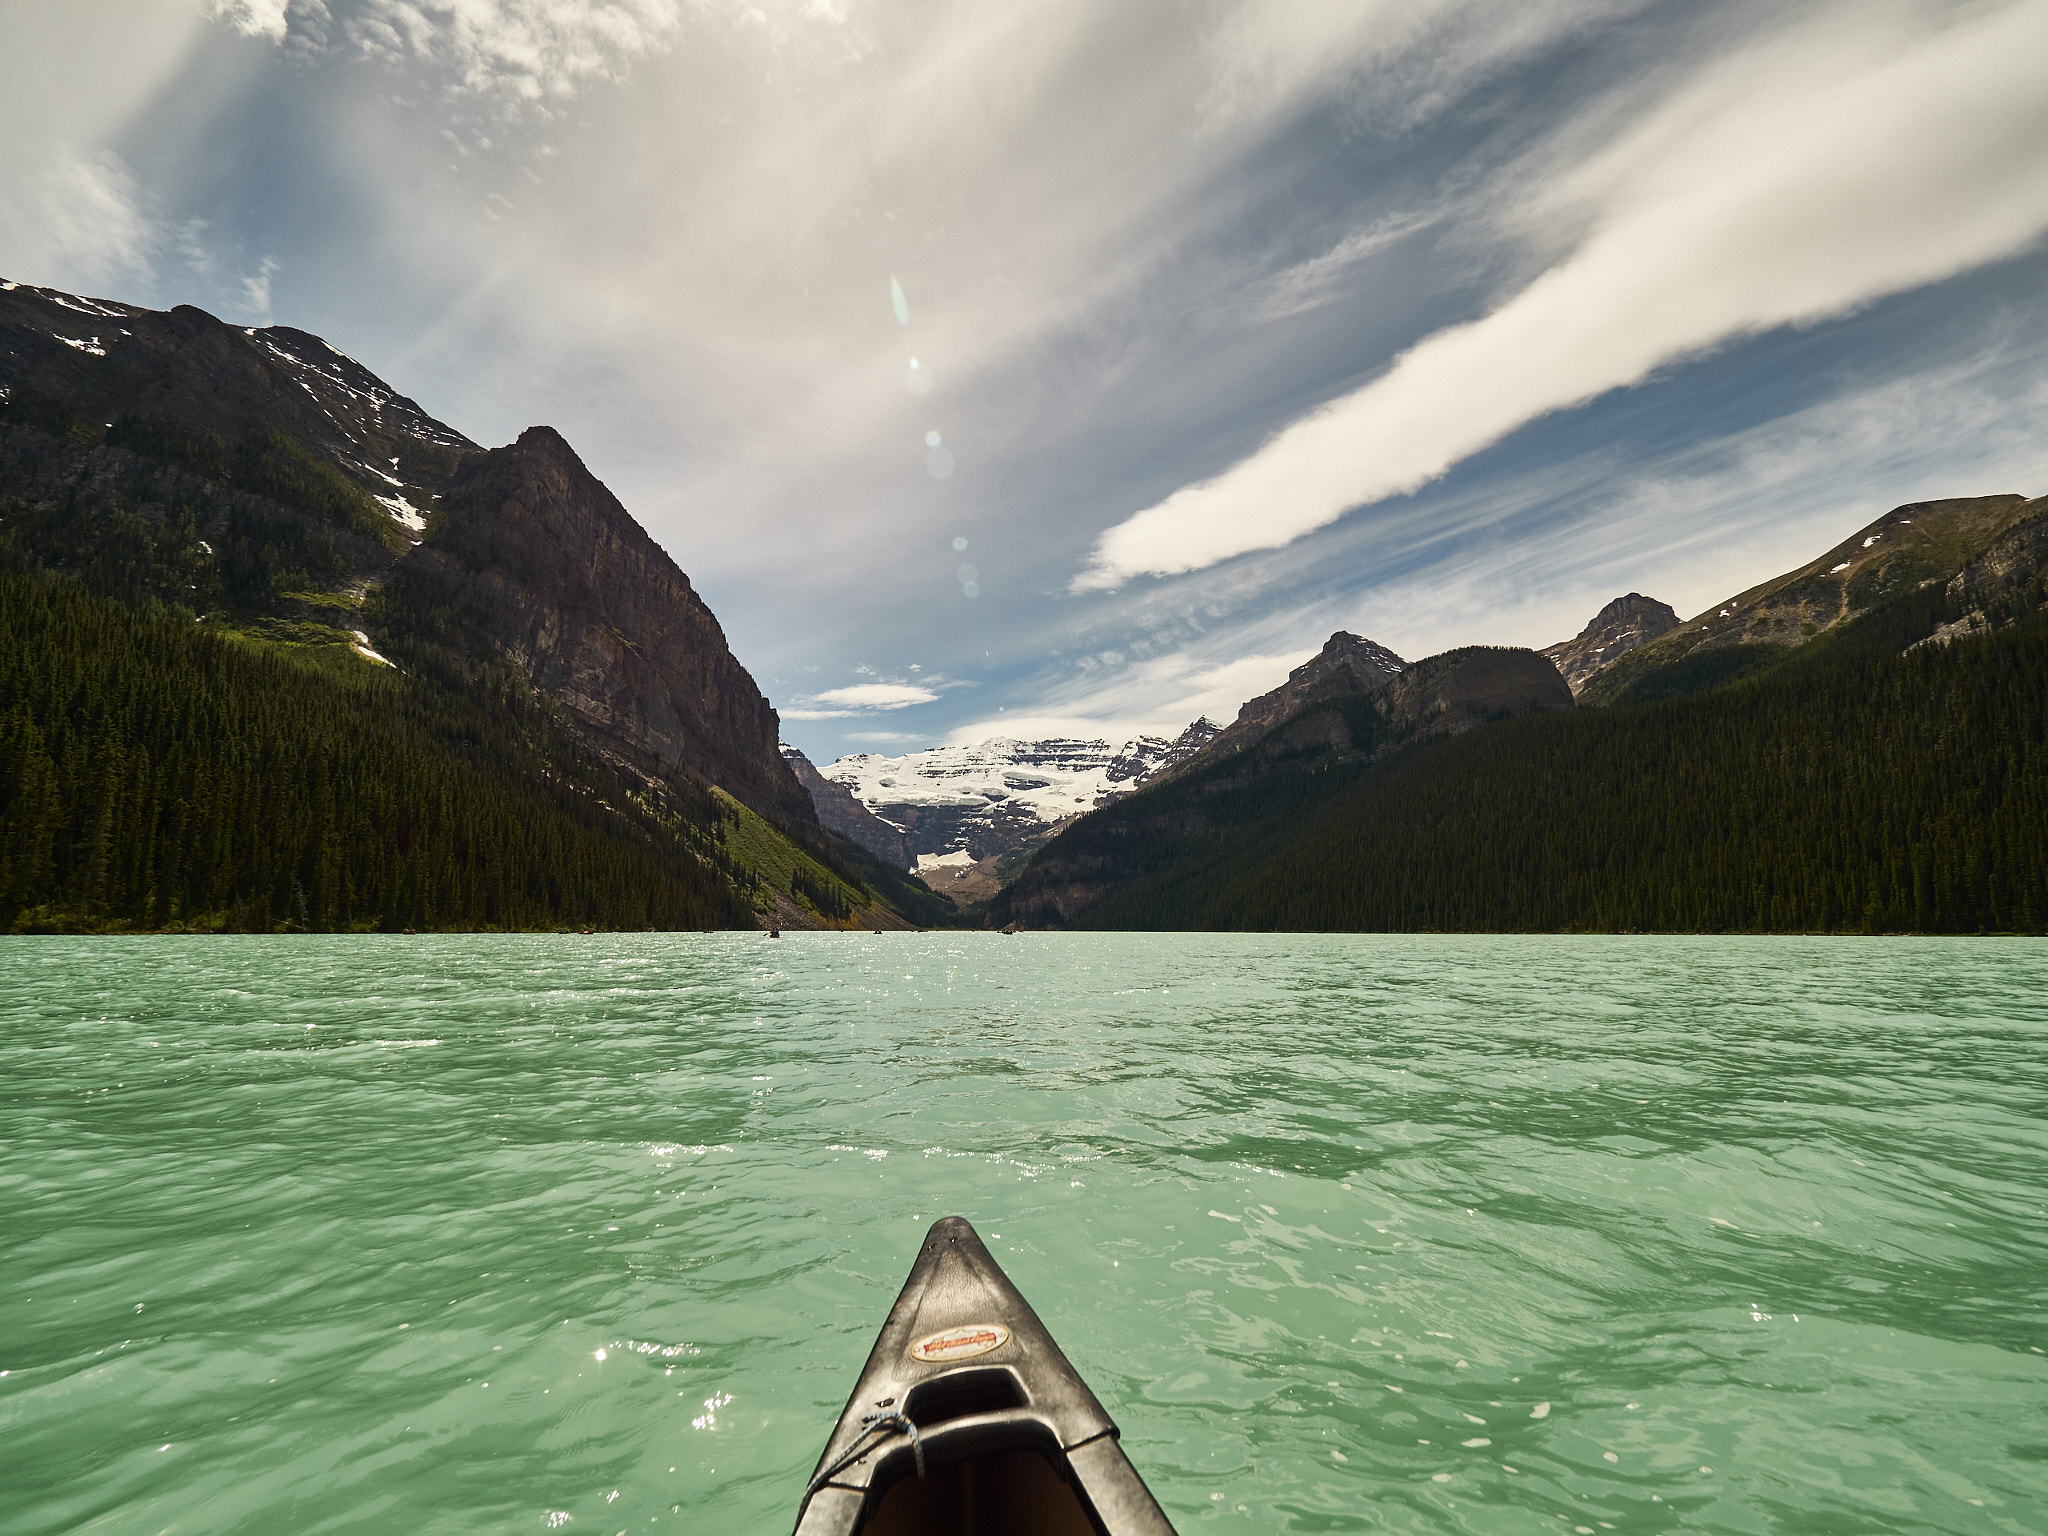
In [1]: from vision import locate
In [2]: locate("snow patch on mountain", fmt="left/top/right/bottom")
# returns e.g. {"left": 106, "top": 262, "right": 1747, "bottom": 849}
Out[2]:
{"left": 819, "top": 718, "right": 1220, "bottom": 862}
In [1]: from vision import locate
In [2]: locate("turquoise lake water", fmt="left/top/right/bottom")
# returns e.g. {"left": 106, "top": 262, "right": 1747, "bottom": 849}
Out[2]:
{"left": 3, "top": 932, "right": 2046, "bottom": 1535}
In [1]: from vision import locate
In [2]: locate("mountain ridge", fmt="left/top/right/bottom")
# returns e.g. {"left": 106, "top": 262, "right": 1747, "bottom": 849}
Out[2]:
{"left": 0, "top": 279, "right": 941, "bottom": 931}
{"left": 990, "top": 643, "right": 1571, "bottom": 927}
{"left": 1579, "top": 494, "right": 2039, "bottom": 705}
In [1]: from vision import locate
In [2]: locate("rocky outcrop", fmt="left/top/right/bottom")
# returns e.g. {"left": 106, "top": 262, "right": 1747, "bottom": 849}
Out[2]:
{"left": 1131, "top": 716, "right": 1222, "bottom": 778}
{"left": 1907, "top": 497, "right": 2048, "bottom": 653}
{"left": 408, "top": 426, "right": 814, "bottom": 827}
{"left": 1174, "top": 632, "right": 1404, "bottom": 774}
{"left": 1946, "top": 497, "right": 2048, "bottom": 603}
{"left": 782, "top": 743, "right": 912, "bottom": 865}
{"left": 1540, "top": 593, "right": 1679, "bottom": 695}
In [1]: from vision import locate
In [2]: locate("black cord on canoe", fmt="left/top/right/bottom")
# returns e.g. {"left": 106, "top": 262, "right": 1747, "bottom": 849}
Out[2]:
{"left": 806, "top": 1410, "right": 925, "bottom": 1496}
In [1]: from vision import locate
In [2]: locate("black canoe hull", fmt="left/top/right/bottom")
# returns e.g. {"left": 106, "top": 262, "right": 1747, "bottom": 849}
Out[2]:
{"left": 793, "top": 1217, "right": 1177, "bottom": 1536}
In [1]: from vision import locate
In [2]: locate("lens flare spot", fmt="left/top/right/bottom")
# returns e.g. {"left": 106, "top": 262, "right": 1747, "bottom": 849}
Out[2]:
{"left": 952, "top": 536, "right": 968, "bottom": 551}
{"left": 926, "top": 430, "right": 942, "bottom": 447}
{"left": 890, "top": 277, "right": 909, "bottom": 326}
{"left": 962, "top": 581, "right": 979, "bottom": 598}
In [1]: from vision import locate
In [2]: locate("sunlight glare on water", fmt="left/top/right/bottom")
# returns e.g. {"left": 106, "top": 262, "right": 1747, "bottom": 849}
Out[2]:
{"left": 2, "top": 932, "right": 2045, "bottom": 1534}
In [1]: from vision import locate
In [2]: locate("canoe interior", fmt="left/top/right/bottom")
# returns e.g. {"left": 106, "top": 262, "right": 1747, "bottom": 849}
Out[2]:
{"left": 861, "top": 1448, "right": 1100, "bottom": 1536}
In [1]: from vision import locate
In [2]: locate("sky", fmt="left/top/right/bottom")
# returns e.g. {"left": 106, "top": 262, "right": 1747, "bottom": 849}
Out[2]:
{"left": 4, "top": 0, "right": 2046, "bottom": 764}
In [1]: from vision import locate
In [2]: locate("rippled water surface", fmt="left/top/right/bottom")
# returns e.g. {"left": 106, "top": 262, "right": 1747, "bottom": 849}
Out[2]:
{"left": 4, "top": 933, "right": 2047, "bottom": 1535}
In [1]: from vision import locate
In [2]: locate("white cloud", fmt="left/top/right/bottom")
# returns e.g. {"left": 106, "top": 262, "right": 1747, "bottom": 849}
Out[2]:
{"left": 237, "top": 255, "right": 282, "bottom": 324}
{"left": 1243, "top": 208, "right": 1444, "bottom": 323}
{"left": 1077, "top": 0, "right": 2048, "bottom": 591}
{"left": 784, "top": 680, "right": 939, "bottom": 718}
{"left": 209, "top": 0, "right": 292, "bottom": 43}
{"left": 813, "top": 682, "right": 938, "bottom": 708}
{"left": 945, "top": 647, "right": 1314, "bottom": 747}
{"left": 217, "top": 0, "right": 703, "bottom": 106}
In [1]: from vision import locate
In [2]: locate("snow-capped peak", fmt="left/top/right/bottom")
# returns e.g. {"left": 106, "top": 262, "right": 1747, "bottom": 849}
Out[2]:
{"left": 818, "top": 718, "right": 1220, "bottom": 861}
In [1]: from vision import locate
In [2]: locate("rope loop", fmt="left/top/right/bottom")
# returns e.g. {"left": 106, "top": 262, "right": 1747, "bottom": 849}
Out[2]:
{"left": 804, "top": 1407, "right": 926, "bottom": 1497}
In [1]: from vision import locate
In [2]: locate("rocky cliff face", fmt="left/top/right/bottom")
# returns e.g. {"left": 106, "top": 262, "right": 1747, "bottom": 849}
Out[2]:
{"left": 1540, "top": 593, "right": 1679, "bottom": 695}
{"left": 1169, "top": 631, "right": 1405, "bottom": 777}
{"left": 781, "top": 743, "right": 911, "bottom": 864}
{"left": 1911, "top": 497, "right": 2048, "bottom": 650}
{"left": 404, "top": 426, "right": 813, "bottom": 827}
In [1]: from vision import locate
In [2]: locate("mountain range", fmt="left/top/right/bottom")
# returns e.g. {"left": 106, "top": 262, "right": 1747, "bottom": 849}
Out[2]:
{"left": 3, "top": 276, "right": 2042, "bottom": 935}
{"left": 785, "top": 721, "right": 1220, "bottom": 899}
{"left": 0, "top": 278, "right": 947, "bottom": 932}
{"left": 989, "top": 490, "right": 2046, "bottom": 933}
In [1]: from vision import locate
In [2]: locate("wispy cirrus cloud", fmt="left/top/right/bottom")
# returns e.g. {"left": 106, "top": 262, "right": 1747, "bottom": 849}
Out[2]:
{"left": 1077, "top": 0, "right": 2048, "bottom": 592}
{"left": 1199, "top": 0, "right": 1646, "bottom": 128}
{"left": 0, "top": 150, "right": 157, "bottom": 289}
{"left": 45, "top": 0, "right": 2048, "bottom": 767}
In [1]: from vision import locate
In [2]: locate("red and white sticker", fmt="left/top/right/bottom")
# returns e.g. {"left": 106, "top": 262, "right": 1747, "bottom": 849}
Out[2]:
{"left": 909, "top": 1323, "right": 1011, "bottom": 1363}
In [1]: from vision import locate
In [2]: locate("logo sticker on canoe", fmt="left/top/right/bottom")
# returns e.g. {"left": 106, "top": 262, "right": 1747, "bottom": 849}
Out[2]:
{"left": 910, "top": 1323, "right": 1011, "bottom": 1363}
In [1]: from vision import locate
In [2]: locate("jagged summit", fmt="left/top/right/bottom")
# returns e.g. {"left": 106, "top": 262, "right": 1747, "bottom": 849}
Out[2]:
{"left": 1178, "top": 631, "right": 1406, "bottom": 769}
{"left": 1541, "top": 593, "right": 1679, "bottom": 695}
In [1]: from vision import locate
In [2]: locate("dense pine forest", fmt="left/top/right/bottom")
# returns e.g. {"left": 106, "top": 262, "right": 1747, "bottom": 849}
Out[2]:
{"left": 997, "top": 572, "right": 2048, "bottom": 935}
{"left": 0, "top": 568, "right": 773, "bottom": 932}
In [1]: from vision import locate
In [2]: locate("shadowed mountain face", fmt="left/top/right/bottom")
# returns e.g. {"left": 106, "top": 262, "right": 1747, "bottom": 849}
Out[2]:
{"left": 403, "top": 426, "right": 814, "bottom": 828}
{"left": 992, "top": 644, "right": 1571, "bottom": 926}
{"left": 0, "top": 280, "right": 472, "bottom": 539}
{"left": 1541, "top": 593, "right": 1679, "bottom": 695}
{"left": 1181, "top": 631, "right": 1406, "bottom": 772}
